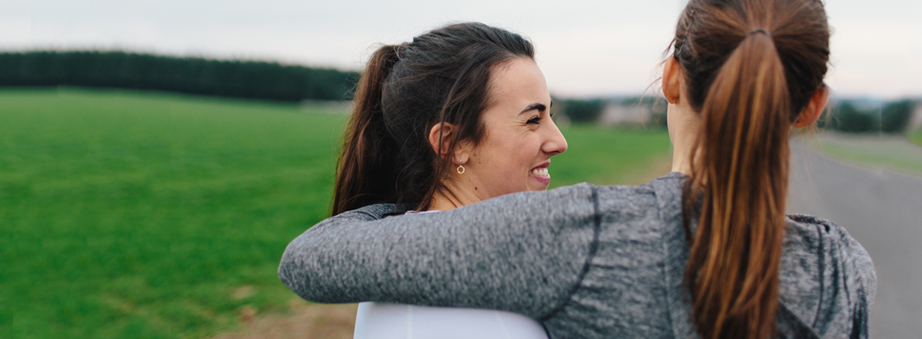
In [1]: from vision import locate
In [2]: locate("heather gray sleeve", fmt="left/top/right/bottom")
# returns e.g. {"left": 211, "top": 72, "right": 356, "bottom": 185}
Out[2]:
{"left": 837, "top": 227, "right": 877, "bottom": 307}
{"left": 784, "top": 215, "right": 877, "bottom": 338}
{"left": 835, "top": 222, "right": 876, "bottom": 339}
{"left": 278, "top": 183, "right": 599, "bottom": 319}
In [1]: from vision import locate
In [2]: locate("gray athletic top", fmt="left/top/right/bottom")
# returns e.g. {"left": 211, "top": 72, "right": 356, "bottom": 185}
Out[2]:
{"left": 279, "top": 173, "right": 876, "bottom": 338}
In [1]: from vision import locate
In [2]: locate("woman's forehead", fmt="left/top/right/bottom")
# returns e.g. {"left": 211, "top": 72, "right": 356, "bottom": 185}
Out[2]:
{"left": 487, "top": 58, "right": 550, "bottom": 110}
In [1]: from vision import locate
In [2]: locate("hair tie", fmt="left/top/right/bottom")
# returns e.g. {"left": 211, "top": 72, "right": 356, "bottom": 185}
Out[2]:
{"left": 748, "top": 29, "right": 771, "bottom": 37}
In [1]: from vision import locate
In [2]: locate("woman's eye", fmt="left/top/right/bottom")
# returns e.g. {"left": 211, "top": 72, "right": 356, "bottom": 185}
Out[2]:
{"left": 527, "top": 116, "right": 542, "bottom": 124}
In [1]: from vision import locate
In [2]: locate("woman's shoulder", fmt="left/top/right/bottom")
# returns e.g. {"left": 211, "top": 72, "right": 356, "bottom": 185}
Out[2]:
{"left": 586, "top": 173, "right": 679, "bottom": 206}
{"left": 782, "top": 214, "right": 876, "bottom": 286}
{"left": 782, "top": 214, "right": 876, "bottom": 294}
{"left": 780, "top": 214, "right": 876, "bottom": 337}
{"left": 587, "top": 172, "right": 685, "bottom": 222}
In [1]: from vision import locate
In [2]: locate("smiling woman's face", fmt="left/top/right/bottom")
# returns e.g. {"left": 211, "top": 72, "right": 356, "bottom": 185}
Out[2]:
{"left": 460, "top": 57, "right": 568, "bottom": 198}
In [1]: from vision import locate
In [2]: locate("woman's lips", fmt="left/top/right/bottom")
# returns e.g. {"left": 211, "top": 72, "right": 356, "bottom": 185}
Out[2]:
{"left": 531, "top": 162, "right": 551, "bottom": 185}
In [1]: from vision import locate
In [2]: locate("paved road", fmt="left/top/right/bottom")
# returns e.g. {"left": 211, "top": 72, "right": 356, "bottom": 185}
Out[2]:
{"left": 788, "top": 145, "right": 922, "bottom": 339}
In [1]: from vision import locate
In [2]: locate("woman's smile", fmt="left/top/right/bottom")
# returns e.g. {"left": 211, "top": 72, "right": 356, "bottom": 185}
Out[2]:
{"left": 530, "top": 161, "right": 551, "bottom": 186}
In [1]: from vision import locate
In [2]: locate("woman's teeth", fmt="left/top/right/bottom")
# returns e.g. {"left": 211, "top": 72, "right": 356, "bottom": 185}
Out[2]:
{"left": 531, "top": 167, "right": 549, "bottom": 176}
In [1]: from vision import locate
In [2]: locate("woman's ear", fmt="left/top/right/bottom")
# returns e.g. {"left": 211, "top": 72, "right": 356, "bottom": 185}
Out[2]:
{"left": 794, "top": 86, "right": 830, "bottom": 128}
{"left": 662, "top": 57, "right": 682, "bottom": 104}
{"left": 429, "top": 122, "right": 471, "bottom": 166}
{"left": 428, "top": 122, "right": 458, "bottom": 163}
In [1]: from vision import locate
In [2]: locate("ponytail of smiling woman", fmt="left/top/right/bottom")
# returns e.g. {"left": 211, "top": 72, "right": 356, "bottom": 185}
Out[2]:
{"left": 332, "top": 44, "right": 402, "bottom": 215}
{"left": 672, "top": 0, "right": 831, "bottom": 338}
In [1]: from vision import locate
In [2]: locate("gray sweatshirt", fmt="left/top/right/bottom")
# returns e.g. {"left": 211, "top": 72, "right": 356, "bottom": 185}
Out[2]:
{"left": 279, "top": 173, "right": 876, "bottom": 339}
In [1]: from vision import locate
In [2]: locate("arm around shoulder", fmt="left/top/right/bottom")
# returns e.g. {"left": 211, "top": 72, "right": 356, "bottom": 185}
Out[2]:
{"left": 278, "top": 183, "right": 600, "bottom": 318}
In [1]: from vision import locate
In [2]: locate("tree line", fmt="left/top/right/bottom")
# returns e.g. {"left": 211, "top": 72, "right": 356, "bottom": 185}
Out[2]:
{"left": 816, "top": 100, "right": 917, "bottom": 134}
{"left": 2, "top": 50, "right": 916, "bottom": 133}
{"left": 0, "top": 51, "right": 359, "bottom": 102}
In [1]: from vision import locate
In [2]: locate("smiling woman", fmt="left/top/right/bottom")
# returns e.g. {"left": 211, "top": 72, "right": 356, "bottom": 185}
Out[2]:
{"left": 311, "top": 22, "right": 565, "bottom": 339}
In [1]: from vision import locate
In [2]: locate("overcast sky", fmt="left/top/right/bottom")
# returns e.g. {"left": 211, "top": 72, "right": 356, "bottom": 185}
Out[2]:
{"left": 2, "top": 0, "right": 919, "bottom": 99}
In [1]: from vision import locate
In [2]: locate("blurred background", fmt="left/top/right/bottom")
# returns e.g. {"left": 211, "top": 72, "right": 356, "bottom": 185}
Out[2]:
{"left": 1, "top": 0, "right": 919, "bottom": 338}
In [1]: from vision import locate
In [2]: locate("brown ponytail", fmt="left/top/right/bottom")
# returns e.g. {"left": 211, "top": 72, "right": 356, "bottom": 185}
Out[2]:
{"left": 332, "top": 23, "right": 535, "bottom": 215}
{"left": 332, "top": 45, "right": 402, "bottom": 215}
{"left": 685, "top": 33, "right": 790, "bottom": 339}
{"left": 671, "top": 1, "right": 830, "bottom": 338}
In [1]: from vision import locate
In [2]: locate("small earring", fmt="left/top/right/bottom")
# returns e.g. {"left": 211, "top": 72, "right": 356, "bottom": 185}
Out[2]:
{"left": 457, "top": 165, "right": 465, "bottom": 174}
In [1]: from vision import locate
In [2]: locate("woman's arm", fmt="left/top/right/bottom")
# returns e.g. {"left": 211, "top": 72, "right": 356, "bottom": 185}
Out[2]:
{"left": 279, "top": 183, "right": 599, "bottom": 319}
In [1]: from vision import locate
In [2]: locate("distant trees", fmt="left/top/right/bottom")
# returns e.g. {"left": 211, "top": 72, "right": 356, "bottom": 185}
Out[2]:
{"left": 0, "top": 51, "right": 358, "bottom": 102}
{"left": 560, "top": 98, "right": 606, "bottom": 123}
{"left": 881, "top": 100, "right": 916, "bottom": 133}
{"left": 8, "top": 51, "right": 913, "bottom": 133}
{"left": 819, "top": 102, "right": 878, "bottom": 133}
{"left": 558, "top": 95, "right": 918, "bottom": 135}
{"left": 555, "top": 96, "right": 669, "bottom": 127}
{"left": 818, "top": 99, "right": 918, "bottom": 134}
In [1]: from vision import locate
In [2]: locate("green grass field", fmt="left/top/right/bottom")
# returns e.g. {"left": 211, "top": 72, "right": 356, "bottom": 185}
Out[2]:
{"left": 0, "top": 88, "right": 671, "bottom": 339}
{"left": 911, "top": 129, "right": 922, "bottom": 146}
{"left": 549, "top": 124, "right": 672, "bottom": 187}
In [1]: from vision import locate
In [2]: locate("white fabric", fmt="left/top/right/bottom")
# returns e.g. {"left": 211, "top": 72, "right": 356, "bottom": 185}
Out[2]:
{"left": 353, "top": 302, "right": 549, "bottom": 339}
{"left": 352, "top": 209, "right": 548, "bottom": 339}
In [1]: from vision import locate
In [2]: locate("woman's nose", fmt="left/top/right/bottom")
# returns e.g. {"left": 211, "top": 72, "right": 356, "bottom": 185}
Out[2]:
{"left": 543, "top": 119, "right": 568, "bottom": 156}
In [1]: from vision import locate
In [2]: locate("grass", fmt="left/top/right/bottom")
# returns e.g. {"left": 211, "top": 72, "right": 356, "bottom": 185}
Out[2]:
{"left": 911, "top": 129, "right": 922, "bottom": 146}
{"left": 816, "top": 133, "right": 922, "bottom": 176}
{"left": 0, "top": 88, "right": 671, "bottom": 339}
{"left": 551, "top": 124, "right": 672, "bottom": 188}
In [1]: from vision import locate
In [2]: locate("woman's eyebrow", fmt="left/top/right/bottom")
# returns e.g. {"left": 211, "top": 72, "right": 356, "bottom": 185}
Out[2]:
{"left": 519, "top": 103, "right": 547, "bottom": 115}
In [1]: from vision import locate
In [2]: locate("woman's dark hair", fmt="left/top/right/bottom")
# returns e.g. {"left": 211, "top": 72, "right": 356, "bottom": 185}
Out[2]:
{"left": 671, "top": 0, "right": 830, "bottom": 338}
{"left": 332, "top": 22, "right": 535, "bottom": 215}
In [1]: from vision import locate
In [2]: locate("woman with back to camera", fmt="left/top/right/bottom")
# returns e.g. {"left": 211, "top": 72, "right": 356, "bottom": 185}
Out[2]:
{"left": 330, "top": 22, "right": 567, "bottom": 338}
{"left": 281, "top": 1, "right": 876, "bottom": 338}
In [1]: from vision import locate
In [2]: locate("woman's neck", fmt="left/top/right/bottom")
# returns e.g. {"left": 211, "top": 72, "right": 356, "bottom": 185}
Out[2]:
{"left": 667, "top": 102, "right": 700, "bottom": 177}
{"left": 671, "top": 143, "right": 695, "bottom": 176}
{"left": 427, "top": 180, "right": 484, "bottom": 211}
